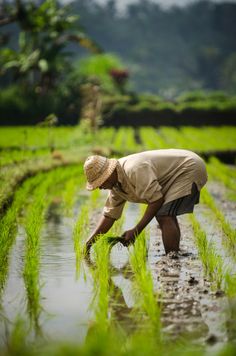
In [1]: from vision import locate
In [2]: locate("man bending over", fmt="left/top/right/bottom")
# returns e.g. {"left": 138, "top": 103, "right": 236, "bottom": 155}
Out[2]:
{"left": 84, "top": 149, "right": 208, "bottom": 254}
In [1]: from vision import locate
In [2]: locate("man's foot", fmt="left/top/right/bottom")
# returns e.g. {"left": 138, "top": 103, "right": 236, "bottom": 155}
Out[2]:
{"left": 166, "top": 251, "right": 179, "bottom": 259}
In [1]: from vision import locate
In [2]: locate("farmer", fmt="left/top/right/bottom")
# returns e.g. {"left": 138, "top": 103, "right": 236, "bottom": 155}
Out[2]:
{"left": 84, "top": 149, "right": 207, "bottom": 254}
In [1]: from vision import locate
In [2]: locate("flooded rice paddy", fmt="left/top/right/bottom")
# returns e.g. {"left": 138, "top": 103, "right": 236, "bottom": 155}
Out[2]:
{"left": 0, "top": 180, "right": 236, "bottom": 354}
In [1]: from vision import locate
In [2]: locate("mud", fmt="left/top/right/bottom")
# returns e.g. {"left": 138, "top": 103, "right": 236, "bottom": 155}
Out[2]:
{"left": 148, "top": 214, "right": 229, "bottom": 344}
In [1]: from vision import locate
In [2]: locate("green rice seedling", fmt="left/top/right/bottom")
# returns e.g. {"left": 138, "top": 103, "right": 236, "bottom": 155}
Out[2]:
{"left": 91, "top": 236, "right": 111, "bottom": 333}
{"left": 201, "top": 188, "right": 236, "bottom": 257}
{"left": 0, "top": 317, "right": 33, "bottom": 356}
{"left": 0, "top": 148, "right": 49, "bottom": 167}
{"left": 129, "top": 204, "right": 161, "bottom": 336}
{"left": 23, "top": 167, "right": 79, "bottom": 330}
{"left": 207, "top": 157, "right": 236, "bottom": 196}
{"left": 178, "top": 126, "right": 236, "bottom": 151}
{"left": 46, "top": 165, "right": 85, "bottom": 205}
{"left": 157, "top": 126, "right": 236, "bottom": 152}
{"left": 158, "top": 127, "right": 185, "bottom": 148}
{"left": 62, "top": 175, "right": 84, "bottom": 217}
{"left": 0, "top": 174, "right": 45, "bottom": 298}
{"left": 189, "top": 214, "right": 224, "bottom": 290}
{"left": 23, "top": 177, "right": 52, "bottom": 332}
{"left": 112, "top": 127, "right": 127, "bottom": 152}
{"left": 224, "top": 271, "right": 236, "bottom": 298}
{"left": 92, "top": 127, "right": 116, "bottom": 150}
{"left": 0, "top": 126, "right": 90, "bottom": 150}
{"left": 22, "top": 166, "right": 85, "bottom": 323}
{"left": 139, "top": 127, "right": 168, "bottom": 150}
{"left": 73, "top": 205, "right": 90, "bottom": 276}
{"left": 112, "top": 127, "right": 141, "bottom": 154}
{"left": 109, "top": 209, "right": 125, "bottom": 237}
{"left": 129, "top": 230, "right": 161, "bottom": 336}
{"left": 125, "top": 127, "right": 142, "bottom": 152}
{"left": 72, "top": 186, "right": 103, "bottom": 276}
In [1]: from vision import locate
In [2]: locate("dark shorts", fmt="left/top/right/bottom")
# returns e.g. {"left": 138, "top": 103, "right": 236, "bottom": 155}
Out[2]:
{"left": 156, "top": 183, "right": 200, "bottom": 217}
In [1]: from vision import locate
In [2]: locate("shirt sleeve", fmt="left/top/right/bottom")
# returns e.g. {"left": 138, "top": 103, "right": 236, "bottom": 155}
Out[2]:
{"left": 103, "top": 190, "right": 126, "bottom": 220}
{"left": 129, "top": 162, "right": 163, "bottom": 203}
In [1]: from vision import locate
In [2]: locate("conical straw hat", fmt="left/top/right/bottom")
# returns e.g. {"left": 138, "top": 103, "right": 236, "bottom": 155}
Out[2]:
{"left": 83, "top": 155, "right": 118, "bottom": 190}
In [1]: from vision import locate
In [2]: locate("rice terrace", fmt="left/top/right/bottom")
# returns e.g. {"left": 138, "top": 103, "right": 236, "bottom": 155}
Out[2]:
{"left": 0, "top": 124, "right": 236, "bottom": 355}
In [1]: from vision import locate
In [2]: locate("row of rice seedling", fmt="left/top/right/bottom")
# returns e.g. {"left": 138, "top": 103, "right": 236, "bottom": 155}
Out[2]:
{"left": 73, "top": 186, "right": 123, "bottom": 271}
{"left": 158, "top": 126, "right": 236, "bottom": 151}
{"left": 73, "top": 203, "right": 90, "bottom": 276}
{"left": 207, "top": 157, "right": 236, "bottom": 196}
{"left": 189, "top": 213, "right": 236, "bottom": 297}
{"left": 136, "top": 126, "right": 236, "bottom": 152}
{"left": 201, "top": 188, "right": 236, "bottom": 258}
{"left": 0, "top": 126, "right": 115, "bottom": 154}
{"left": 1, "top": 197, "right": 232, "bottom": 355}
{"left": 189, "top": 214, "right": 224, "bottom": 290}
{"left": 139, "top": 127, "right": 167, "bottom": 150}
{"left": 129, "top": 231, "right": 161, "bottom": 336}
{"left": 91, "top": 237, "right": 111, "bottom": 333}
{"left": 23, "top": 176, "right": 53, "bottom": 332}
{"left": 92, "top": 127, "right": 116, "bottom": 148}
{"left": 0, "top": 148, "right": 50, "bottom": 167}
{"left": 62, "top": 175, "right": 85, "bottom": 217}
{"left": 22, "top": 165, "right": 85, "bottom": 331}
{"left": 175, "top": 126, "right": 236, "bottom": 151}
{"left": 112, "top": 127, "right": 140, "bottom": 153}
{"left": 0, "top": 126, "right": 82, "bottom": 149}
{"left": 129, "top": 205, "right": 161, "bottom": 336}
{"left": 1, "top": 126, "right": 235, "bottom": 154}
{"left": 0, "top": 165, "right": 83, "bottom": 324}
{"left": 0, "top": 174, "right": 45, "bottom": 298}
{"left": 0, "top": 150, "right": 88, "bottom": 216}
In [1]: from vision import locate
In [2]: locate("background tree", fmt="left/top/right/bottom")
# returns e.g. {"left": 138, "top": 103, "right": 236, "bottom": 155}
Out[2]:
{"left": 71, "top": 0, "right": 236, "bottom": 95}
{"left": 0, "top": 0, "right": 102, "bottom": 93}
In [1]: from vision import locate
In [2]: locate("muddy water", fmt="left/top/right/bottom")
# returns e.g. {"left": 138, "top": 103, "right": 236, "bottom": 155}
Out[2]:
{"left": 39, "top": 201, "right": 95, "bottom": 343}
{"left": 0, "top": 196, "right": 95, "bottom": 345}
{"left": 0, "top": 189, "right": 235, "bottom": 347}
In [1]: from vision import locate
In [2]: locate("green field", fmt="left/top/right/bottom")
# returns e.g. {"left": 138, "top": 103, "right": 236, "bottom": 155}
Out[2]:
{"left": 0, "top": 125, "right": 236, "bottom": 355}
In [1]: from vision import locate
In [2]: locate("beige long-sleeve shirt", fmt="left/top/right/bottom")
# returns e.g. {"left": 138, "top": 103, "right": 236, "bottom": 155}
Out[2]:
{"left": 103, "top": 149, "right": 208, "bottom": 220}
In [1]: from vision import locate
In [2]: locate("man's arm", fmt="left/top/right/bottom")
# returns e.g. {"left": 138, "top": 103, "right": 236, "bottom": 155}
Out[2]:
{"left": 85, "top": 215, "right": 115, "bottom": 251}
{"left": 122, "top": 197, "right": 164, "bottom": 245}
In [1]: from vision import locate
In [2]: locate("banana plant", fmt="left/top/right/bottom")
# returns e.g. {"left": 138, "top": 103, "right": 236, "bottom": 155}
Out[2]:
{"left": 0, "top": 0, "right": 102, "bottom": 90}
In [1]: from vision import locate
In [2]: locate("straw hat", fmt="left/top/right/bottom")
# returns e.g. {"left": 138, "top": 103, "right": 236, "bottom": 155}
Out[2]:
{"left": 84, "top": 155, "right": 118, "bottom": 191}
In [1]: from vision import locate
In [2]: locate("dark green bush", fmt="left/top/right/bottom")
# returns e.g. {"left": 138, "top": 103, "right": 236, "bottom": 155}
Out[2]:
{"left": 0, "top": 83, "right": 82, "bottom": 125}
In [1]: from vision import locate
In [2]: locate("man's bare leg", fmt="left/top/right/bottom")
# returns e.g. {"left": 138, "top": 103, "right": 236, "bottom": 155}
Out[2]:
{"left": 156, "top": 216, "right": 180, "bottom": 254}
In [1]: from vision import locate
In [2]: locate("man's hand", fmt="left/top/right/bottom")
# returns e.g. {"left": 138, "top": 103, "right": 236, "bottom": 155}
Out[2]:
{"left": 84, "top": 215, "right": 115, "bottom": 255}
{"left": 121, "top": 228, "right": 138, "bottom": 246}
{"left": 85, "top": 236, "right": 95, "bottom": 254}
